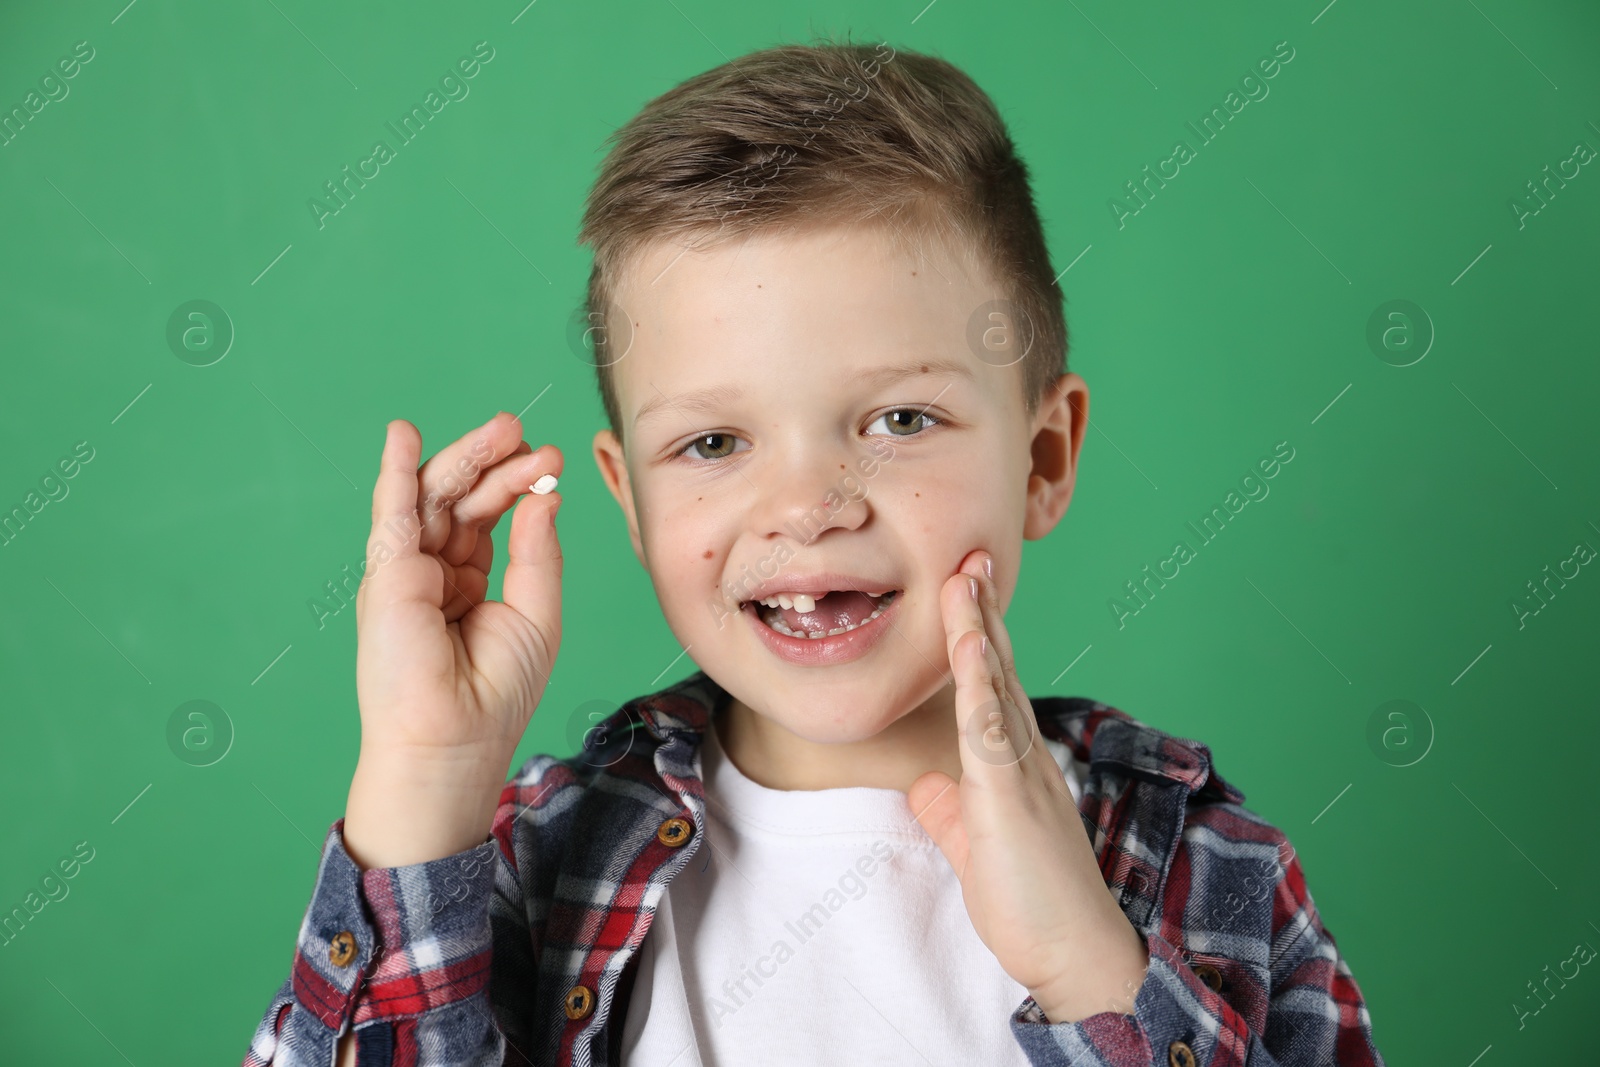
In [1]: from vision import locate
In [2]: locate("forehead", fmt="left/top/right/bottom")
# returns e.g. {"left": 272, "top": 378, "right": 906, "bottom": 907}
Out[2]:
{"left": 607, "top": 221, "right": 1005, "bottom": 427}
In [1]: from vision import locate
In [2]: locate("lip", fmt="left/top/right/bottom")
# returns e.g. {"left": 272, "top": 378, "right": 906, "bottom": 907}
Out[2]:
{"left": 741, "top": 591, "right": 900, "bottom": 666}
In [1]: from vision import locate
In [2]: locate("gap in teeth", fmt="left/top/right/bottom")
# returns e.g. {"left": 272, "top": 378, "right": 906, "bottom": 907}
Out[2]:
{"left": 753, "top": 590, "right": 898, "bottom": 638}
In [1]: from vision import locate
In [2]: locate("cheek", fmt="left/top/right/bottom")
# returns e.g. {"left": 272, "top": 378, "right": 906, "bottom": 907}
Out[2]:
{"left": 880, "top": 464, "right": 982, "bottom": 565}
{"left": 643, "top": 490, "right": 735, "bottom": 588}
{"left": 892, "top": 446, "right": 1008, "bottom": 525}
{"left": 887, "top": 444, "right": 1027, "bottom": 582}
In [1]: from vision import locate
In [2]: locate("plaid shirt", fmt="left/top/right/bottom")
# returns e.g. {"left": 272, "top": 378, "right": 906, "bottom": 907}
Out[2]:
{"left": 241, "top": 669, "right": 1385, "bottom": 1066}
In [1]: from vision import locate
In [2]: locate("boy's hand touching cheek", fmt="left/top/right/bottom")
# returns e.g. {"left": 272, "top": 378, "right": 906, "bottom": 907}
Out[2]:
{"left": 907, "top": 550, "right": 1150, "bottom": 1024}
{"left": 344, "top": 413, "right": 565, "bottom": 870}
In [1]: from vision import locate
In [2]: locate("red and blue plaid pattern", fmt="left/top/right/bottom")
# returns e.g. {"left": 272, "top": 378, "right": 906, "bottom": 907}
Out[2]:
{"left": 242, "top": 670, "right": 1385, "bottom": 1066}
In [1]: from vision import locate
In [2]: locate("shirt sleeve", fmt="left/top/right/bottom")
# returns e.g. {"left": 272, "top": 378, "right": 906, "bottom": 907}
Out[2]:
{"left": 1007, "top": 845, "right": 1386, "bottom": 1067}
{"left": 240, "top": 814, "right": 532, "bottom": 1066}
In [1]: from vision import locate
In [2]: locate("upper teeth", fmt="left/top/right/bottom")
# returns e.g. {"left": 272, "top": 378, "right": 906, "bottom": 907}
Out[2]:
{"left": 754, "top": 590, "right": 890, "bottom": 612}
{"left": 756, "top": 590, "right": 898, "bottom": 639}
{"left": 764, "top": 593, "right": 815, "bottom": 612}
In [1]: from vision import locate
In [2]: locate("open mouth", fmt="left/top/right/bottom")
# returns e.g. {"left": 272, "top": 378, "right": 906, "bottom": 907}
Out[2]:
{"left": 742, "top": 589, "right": 901, "bottom": 640}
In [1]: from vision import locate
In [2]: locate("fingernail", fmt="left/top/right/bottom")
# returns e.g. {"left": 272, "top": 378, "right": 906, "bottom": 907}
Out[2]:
{"left": 979, "top": 635, "right": 988, "bottom": 656}
{"left": 983, "top": 555, "right": 994, "bottom": 580}
{"left": 530, "top": 474, "right": 559, "bottom": 495}
{"left": 969, "top": 577, "right": 979, "bottom": 601}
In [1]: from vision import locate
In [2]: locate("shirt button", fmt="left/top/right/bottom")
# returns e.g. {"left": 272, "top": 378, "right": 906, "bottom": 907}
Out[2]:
{"left": 564, "top": 984, "right": 595, "bottom": 1020}
{"left": 656, "top": 816, "right": 693, "bottom": 847}
{"left": 328, "top": 931, "right": 358, "bottom": 968}
{"left": 1192, "top": 962, "right": 1223, "bottom": 992}
{"left": 1168, "top": 1040, "right": 1196, "bottom": 1067}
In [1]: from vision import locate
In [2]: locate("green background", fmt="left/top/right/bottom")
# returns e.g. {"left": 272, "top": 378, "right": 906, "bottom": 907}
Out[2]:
{"left": 2, "top": 0, "right": 1596, "bottom": 1062}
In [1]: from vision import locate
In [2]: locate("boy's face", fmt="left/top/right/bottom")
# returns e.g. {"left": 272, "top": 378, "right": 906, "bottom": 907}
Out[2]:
{"left": 592, "top": 220, "right": 1087, "bottom": 745}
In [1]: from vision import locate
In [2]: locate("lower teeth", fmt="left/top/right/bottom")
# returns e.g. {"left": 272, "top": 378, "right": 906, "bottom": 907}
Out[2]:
{"left": 757, "top": 591, "right": 898, "bottom": 639}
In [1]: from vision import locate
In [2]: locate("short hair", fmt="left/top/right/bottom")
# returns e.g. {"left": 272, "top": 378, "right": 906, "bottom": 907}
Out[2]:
{"left": 576, "top": 35, "right": 1068, "bottom": 449}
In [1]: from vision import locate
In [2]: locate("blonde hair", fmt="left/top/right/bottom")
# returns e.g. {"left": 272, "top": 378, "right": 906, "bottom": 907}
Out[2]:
{"left": 576, "top": 35, "right": 1068, "bottom": 447}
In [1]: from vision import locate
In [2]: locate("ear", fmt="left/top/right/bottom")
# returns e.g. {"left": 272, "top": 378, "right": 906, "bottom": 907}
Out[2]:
{"left": 1023, "top": 372, "right": 1089, "bottom": 541}
{"left": 592, "top": 429, "right": 648, "bottom": 567}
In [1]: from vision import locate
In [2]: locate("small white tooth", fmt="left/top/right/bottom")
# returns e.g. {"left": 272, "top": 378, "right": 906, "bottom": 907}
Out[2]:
{"left": 778, "top": 594, "right": 794, "bottom": 610}
{"left": 792, "top": 593, "right": 816, "bottom": 612}
{"left": 827, "top": 627, "right": 845, "bottom": 636}
{"left": 764, "top": 597, "right": 779, "bottom": 608}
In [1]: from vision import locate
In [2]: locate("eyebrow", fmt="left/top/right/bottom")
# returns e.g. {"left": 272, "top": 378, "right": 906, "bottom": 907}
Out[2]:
{"left": 632, "top": 356, "right": 975, "bottom": 430}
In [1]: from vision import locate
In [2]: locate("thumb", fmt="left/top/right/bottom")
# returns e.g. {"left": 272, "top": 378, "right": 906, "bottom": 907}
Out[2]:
{"left": 907, "top": 770, "right": 968, "bottom": 876}
{"left": 501, "top": 478, "right": 563, "bottom": 656}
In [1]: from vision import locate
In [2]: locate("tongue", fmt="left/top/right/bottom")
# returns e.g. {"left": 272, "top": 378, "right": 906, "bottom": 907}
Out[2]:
{"left": 776, "top": 590, "right": 879, "bottom": 633}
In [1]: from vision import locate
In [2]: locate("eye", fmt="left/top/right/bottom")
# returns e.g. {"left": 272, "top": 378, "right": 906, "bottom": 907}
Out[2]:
{"left": 674, "top": 432, "right": 749, "bottom": 463}
{"left": 867, "top": 408, "right": 943, "bottom": 437}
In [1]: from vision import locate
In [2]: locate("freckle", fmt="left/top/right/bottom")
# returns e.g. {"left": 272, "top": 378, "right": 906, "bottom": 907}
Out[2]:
{"left": 702, "top": 549, "right": 713, "bottom": 559}
{"left": 911, "top": 271, "right": 918, "bottom": 276}
{"left": 920, "top": 365, "right": 928, "bottom": 373}
{"left": 915, "top": 491, "right": 920, "bottom": 497}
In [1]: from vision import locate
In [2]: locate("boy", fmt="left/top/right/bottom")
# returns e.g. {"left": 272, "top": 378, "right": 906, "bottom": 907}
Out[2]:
{"left": 243, "top": 38, "right": 1384, "bottom": 1067}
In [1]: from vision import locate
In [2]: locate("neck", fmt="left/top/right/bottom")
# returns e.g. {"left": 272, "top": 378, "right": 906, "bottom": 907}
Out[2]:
{"left": 713, "top": 684, "right": 964, "bottom": 792}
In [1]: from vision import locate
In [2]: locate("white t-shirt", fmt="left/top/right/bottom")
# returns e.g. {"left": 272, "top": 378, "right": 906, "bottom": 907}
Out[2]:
{"left": 620, "top": 720, "right": 1087, "bottom": 1066}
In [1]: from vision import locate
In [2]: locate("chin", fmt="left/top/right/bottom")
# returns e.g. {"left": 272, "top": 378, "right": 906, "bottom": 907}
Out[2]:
{"left": 717, "top": 668, "right": 931, "bottom": 745}
{"left": 772, "top": 705, "right": 905, "bottom": 745}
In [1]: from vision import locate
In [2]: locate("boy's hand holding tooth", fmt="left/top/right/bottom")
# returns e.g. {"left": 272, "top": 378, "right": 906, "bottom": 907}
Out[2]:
{"left": 342, "top": 412, "right": 565, "bottom": 871}
{"left": 908, "top": 550, "right": 1151, "bottom": 1025}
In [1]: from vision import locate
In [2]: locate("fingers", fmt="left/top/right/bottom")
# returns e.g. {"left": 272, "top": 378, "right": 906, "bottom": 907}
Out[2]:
{"left": 941, "top": 555, "right": 1037, "bottom": 774}
{"left": 906, "top": 769, "right": 967, "bottom": 875}
{"left": 369, "top": 420, "right": 423, "bottom": 563}
{"left": 500, "top": 463, "right": 564, "bottom": 651}
{"left": 415, "top": 412, "right": 528, "bottom": 556}
{"left": 462, "top": 526, "right": 494, "bottom": 582}
{"left": 942, "top": 572, "right": 1009, "bottom": 766}
{"left": 439, "top": 557, "right": 491, "bottom": 623}
{"left": 439, "top": 444, "right": 563, "bottom": 566}
{"left": 960, "top": 551, "right": 1022, "bottom": 701}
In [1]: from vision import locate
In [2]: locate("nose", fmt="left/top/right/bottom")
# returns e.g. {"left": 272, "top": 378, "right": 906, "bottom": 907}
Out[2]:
{"left": 749, "top": 443, "right": 872, "bottom": 547}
